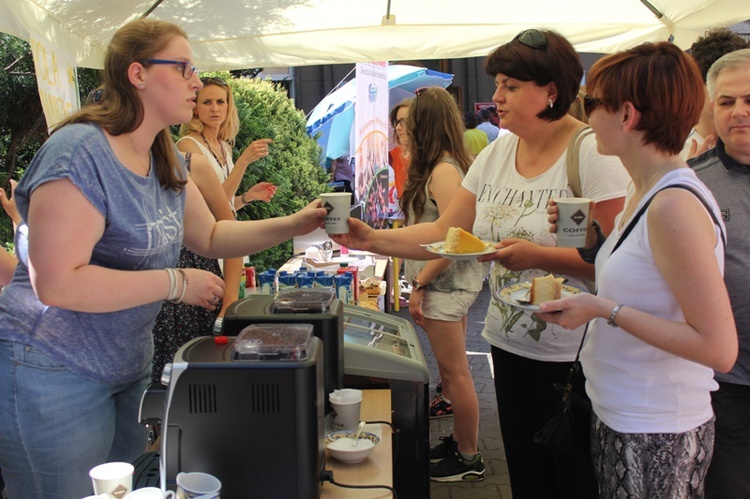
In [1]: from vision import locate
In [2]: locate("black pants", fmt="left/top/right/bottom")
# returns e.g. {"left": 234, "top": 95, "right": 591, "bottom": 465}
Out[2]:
{"left": 706, "top": 381, "right": 750, "bottom": 499}
{"left": 491, "top": 346, "right": 598, "bottom": 499}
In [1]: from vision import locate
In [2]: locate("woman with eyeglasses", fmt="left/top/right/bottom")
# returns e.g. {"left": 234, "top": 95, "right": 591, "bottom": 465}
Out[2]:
{"left": 330, "top": 28, "right": 629, "bottom": 497}
{"left": 389, "top": 99, "right": 412, "bottom": 200}
{"left": 0, "top": 19, "right": 326, "bottom": 498}
{"left": 540, "top": 42, "right": 736, "bottom": 498}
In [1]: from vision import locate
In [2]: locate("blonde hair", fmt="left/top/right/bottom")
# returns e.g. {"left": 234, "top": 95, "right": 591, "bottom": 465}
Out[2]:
{"left": 179, "top": 78, "right": 240, "bottom": 145}
{"left": 56, "top": 19, "right": 188, "bottom": 191}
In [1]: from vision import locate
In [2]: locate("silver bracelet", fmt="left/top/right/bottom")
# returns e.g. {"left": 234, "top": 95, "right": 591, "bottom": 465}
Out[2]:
{"left": 607, "top": 304, "right": 623, "bottom": 328}
{"left": 241, "top": 192, "right": 251, "bottom": 205}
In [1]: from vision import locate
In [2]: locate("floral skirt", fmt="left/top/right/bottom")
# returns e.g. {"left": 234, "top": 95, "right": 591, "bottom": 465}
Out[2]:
{"left": 151, "top": 247, "right": 222, "bottom": 383}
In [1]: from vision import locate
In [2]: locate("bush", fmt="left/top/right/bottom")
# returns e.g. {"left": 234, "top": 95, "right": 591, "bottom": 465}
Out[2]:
{"left": 197, "top": 72, "right": 330, "bottom": 271}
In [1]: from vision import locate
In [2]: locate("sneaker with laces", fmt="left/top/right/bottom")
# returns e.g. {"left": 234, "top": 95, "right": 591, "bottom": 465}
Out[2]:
{"left": 430, "top": 434, "right": 457, "bottom": 463}
{"left": 430, "top": 452, "right": 485, "bottom": 482}
{"left": 429, "top": 393, "right": 453, "bottom": 419}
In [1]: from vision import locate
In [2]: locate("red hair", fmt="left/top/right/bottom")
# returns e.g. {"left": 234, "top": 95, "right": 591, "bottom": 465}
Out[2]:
{"left": 586, "top": 42, "right": 704, "bottom": 155}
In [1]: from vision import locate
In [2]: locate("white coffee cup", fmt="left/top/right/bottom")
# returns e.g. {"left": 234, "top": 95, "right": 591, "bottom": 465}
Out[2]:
{"left": 89, "top": 462, "right": 134, "bottom": 499}
{"left": 329, "top": 388, "right": 363, "bottom": 431}
{"left": 554, "top": 197, "right": 592, "bottom": 248}
{"left": 124, "top": 487, "right": 175, "bottom": 498}
{"left": 321, "top": 192, "right": 352, "bottom": 234}
{"left": 175, "top": 472, "right": 221, "bottom": 499}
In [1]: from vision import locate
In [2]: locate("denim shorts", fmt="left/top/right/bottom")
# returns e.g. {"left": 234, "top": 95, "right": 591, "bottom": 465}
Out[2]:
{"left": 421, "top": 289, "right": 480, "bottom": 321}
{"left": 0, "top": 339, "right": 150, "bottom": 499}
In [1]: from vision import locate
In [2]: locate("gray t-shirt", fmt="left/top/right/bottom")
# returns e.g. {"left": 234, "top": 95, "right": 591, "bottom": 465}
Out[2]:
{"left": 691, "top": 139, "right": 750, "bottom": 385}
{"left": 0, "top": 123, "right": 186, "bottom": 384}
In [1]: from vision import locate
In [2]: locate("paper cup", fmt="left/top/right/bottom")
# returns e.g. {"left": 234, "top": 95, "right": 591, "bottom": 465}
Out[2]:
{"left": 175, "top": 472, "right": 221, "bottom": 499}
{"left": 89, "top": 462, "right": 134, "bottom": 499}
{"left": 555, "top": 197, "right": 591, "bottom": 248}
{"left": 321, "top": 192, "right": 352, "bottom": 234}
{"left": 329, "top": 389, "right": 362, "bottom": 431}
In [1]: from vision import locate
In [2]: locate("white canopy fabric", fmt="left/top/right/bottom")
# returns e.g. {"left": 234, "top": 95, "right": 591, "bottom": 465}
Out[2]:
{"left": 0, "top": 0, "right": 749, "bottom": 70}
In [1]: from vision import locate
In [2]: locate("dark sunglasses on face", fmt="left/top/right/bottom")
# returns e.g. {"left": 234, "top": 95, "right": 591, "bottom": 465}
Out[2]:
{"left": 514, "top": 29, "right": 548, "bottom": 51}
{"left": 143, "top": 59, "right": 198, "bottom": 80}
{"left": 583, "top": 95, "right": 606, "bottom": 116}
{"left": 201, "top": 76, "right": 228, "bottom": 86}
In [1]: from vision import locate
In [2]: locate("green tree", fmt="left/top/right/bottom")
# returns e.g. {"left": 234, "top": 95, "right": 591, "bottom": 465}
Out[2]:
{"left": 182, "top": 72, "right": 330, "bottom": 271}
{"left": 0, "top": 33, "right": 101, "bottom": 247}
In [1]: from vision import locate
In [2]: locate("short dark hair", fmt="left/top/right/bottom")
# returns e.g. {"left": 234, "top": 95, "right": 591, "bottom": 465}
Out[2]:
{"left": 484, "top": 29, "right": 582, "bottom": 121}
{"left": 479, "top": 108, "right": 491, "bottom": 121}
{"left": 464, "top": 111, "right": 478, "bottom": 129}
{"left": 587, "top": 42, "right": 704, "bottom": 155}
{"left": 690, "top": 28, "right": 749, "bottom": 82}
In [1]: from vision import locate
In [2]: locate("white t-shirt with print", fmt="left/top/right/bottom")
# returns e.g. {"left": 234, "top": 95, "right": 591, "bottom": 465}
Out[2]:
{"left": 463, "top": 133, "right": 630, "bottom": 361}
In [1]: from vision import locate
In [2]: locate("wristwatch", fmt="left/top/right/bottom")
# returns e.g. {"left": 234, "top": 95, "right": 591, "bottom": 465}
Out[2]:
{"left": 411, "top": 278, "right": 425, "bottom": 291}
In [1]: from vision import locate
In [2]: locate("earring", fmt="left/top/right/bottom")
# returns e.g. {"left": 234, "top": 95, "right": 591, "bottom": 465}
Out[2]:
{"left": 548, "top": 99, "right": 554, "bottom": 109}
{"left": 138, "top": 83, "right": 145, "bottom": 89}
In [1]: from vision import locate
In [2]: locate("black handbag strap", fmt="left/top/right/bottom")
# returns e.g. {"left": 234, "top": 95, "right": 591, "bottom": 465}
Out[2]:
{"left": 569, "top": 182, "right": 725, "bottom": 365}
{"left": 613, "top": 183, "right": 726, "bottom": 254}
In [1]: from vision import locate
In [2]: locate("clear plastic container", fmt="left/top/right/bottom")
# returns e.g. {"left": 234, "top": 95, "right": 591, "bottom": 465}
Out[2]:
{"left": 232, "top": 324, "right": 314, "bottom": 361}
{"left": 271, "top": 287, "right": 335, "bottom": 314}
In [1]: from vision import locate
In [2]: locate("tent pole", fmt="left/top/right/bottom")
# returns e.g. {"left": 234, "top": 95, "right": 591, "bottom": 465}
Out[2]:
{"left": 639, "top": 0, "right": 663, "bottom": 19}
{"left": 140, "top": 0, "right": 165, "bottom": 19}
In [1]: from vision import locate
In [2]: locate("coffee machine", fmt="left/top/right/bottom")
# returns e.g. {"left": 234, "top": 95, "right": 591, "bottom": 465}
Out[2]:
{"left": 222, "top": 287, "right": 344, "bottom": 413}
{"left": 140, "top": 325, "right": 325, "bottom": 498}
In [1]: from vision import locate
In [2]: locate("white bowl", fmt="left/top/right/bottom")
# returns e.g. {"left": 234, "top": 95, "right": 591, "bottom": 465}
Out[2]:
{"left": 325, "top": 430, "right": 381, "bottom": 464}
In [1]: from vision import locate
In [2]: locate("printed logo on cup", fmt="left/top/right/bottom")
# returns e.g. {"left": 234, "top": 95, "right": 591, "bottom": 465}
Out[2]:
{"left": 323, "top": 202, "right": 334, "bottom": 214}
{"left": 570, "top": 209, "right": 586, "bottom": 226}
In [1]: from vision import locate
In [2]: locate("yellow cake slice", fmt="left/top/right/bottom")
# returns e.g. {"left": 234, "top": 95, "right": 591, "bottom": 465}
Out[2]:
{"left": 529, "top": 274, "right": 565, "bottom": 305}
{"left": 444, "top": 227, "right": 487, "bottom": 253}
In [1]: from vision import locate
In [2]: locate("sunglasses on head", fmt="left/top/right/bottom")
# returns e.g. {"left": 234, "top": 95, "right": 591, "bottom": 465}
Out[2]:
{"left": 514, "top": 29, "right": 548, "bottom": 51}
{"left": 201, "top": 76, "right": 228, "bottom": 86}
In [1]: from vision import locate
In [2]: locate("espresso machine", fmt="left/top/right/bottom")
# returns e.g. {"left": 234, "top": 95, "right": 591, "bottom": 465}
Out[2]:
{"left": 139, "top": 325, "right": 325, "bottom": 498}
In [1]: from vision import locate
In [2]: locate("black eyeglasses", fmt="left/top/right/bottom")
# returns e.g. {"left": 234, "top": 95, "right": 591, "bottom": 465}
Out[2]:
{"left": 144, "top": 59, "right": 198, "bottom": 80}
{"left": 392, "top": 118, "right": 406, "bottom": 128}
{"left": 514, "top": 29, "right": 548, "bottom": 51}
{"left": 201, "top": 76, "right": 228, "bottom": 86}
{"left": 583, "top": 95, "right": 607, "bottom": 116}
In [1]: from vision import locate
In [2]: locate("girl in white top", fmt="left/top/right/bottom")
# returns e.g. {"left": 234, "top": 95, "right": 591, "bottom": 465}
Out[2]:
{"left": 541, "top": 42, "right": 737, "bottom": 498}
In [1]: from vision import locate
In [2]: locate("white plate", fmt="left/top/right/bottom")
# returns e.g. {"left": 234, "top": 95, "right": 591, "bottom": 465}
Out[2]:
{"left": 425, "top": 241, "right": 496, "bottom": 261}
{"left": 497, "top": 281, "right": 585, "bottom": 311}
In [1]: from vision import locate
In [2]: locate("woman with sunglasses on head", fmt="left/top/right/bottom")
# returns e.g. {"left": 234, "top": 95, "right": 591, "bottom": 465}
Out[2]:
{"left": 0, "top": 19, "right": 326, "bottom": 499}
{"left": 177, "top": 76, "right": 277, "bottom": 313}
{"left": 401, "top": 87, "right": 486, "bottom": 482}
{"left": 330, "top": 28, "right": 629, "bottom": 498}
{"left": 540, "top": 42, "right": 737, "bottom": 498}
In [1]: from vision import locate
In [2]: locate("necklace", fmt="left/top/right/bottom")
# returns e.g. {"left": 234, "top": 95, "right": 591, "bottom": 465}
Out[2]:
{"left": 199, "top": 132, "right": 228, "bottom": 178}
{"left": 618, "top": 157, "right": 682, "bottom": 229}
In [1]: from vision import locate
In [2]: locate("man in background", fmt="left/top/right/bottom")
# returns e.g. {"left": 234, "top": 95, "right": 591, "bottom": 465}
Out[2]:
{"left": 477, "top": 108, "right": 503, "bottom": 143}
{"left": 682, "top": 27, "right": 749, "bottom": 159}
{"left": 691, "top": 48, "right": 750, "bottom": 499}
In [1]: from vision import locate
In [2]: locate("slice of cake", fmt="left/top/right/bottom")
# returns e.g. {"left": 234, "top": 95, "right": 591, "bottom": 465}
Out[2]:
{"left": 529, "top": 274, "right": 565, "bottom": 305}
{"left": 444, "top": 227, "right": 487, "bottom": 253}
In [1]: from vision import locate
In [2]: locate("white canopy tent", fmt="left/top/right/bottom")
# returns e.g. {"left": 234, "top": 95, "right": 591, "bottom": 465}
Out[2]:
{"left": 0, "top": 0, "right": 749, "bottom": 70}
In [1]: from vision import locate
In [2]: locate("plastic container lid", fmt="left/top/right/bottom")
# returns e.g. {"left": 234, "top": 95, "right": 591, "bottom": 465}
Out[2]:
{"left": 271, "top": 287, "right": 335, "bottom": 314}
{"left": 232, "top": 324, "right": 314, "bottom": 361}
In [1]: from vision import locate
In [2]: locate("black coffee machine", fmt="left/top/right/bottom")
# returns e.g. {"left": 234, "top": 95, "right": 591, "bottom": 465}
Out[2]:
{"left": 222, "top": 287, "right": 344, "bottom": 413}
{"left": 140, "top": 325, "right": 325, "bottom": 498}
